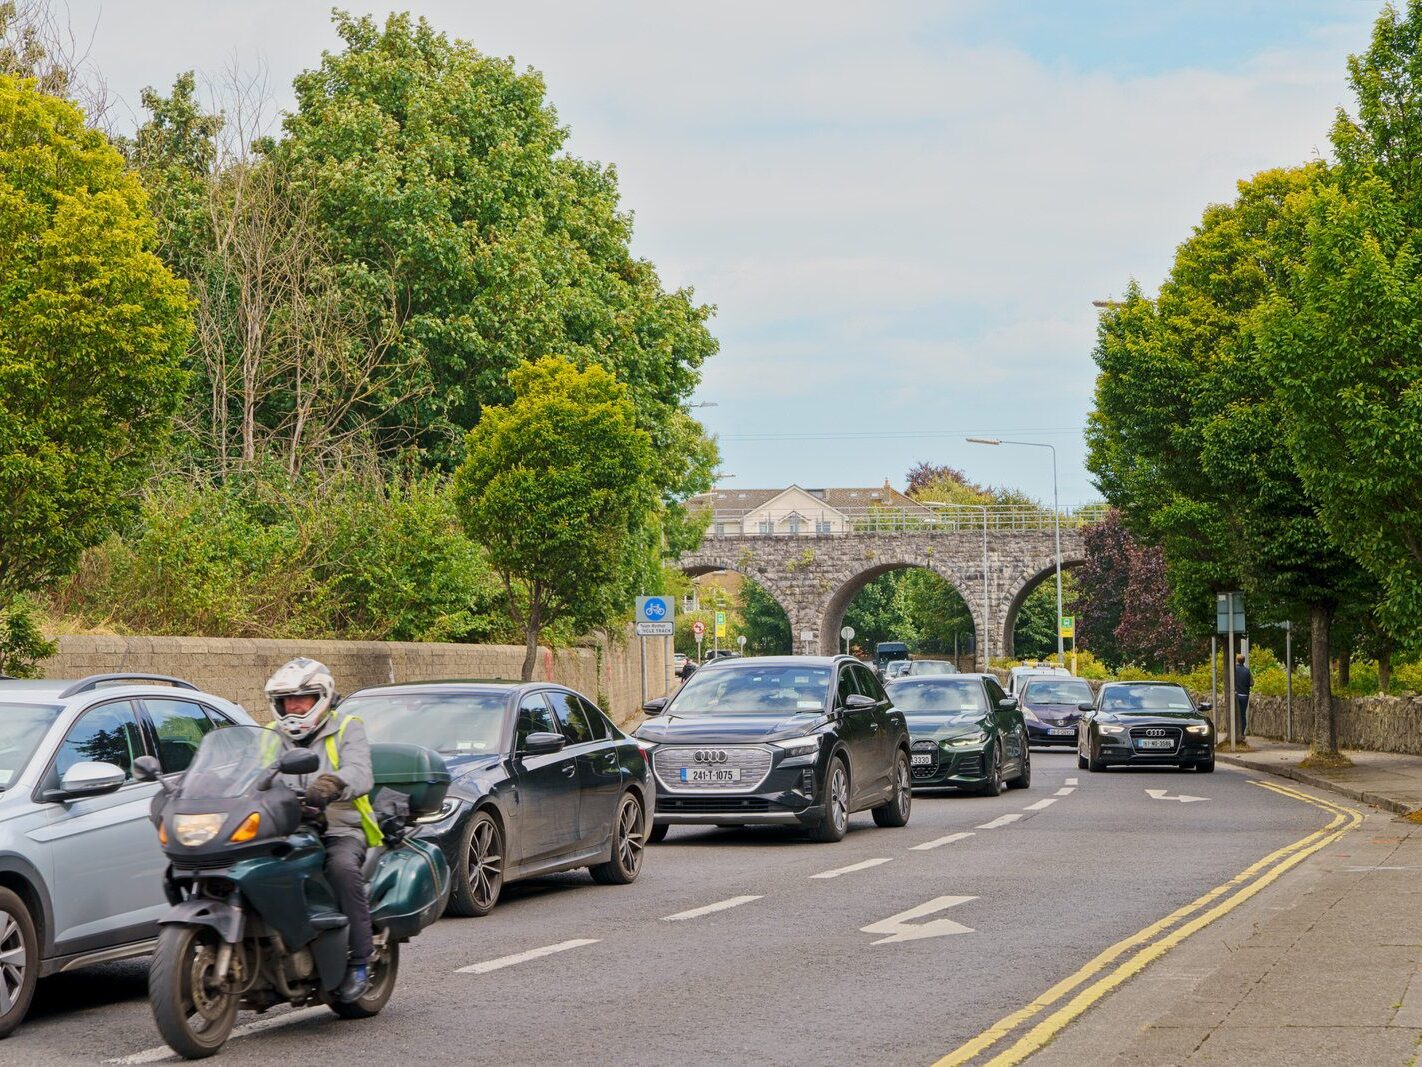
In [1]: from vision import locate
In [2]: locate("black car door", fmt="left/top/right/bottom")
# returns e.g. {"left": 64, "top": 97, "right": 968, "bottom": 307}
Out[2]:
{"left": 548, "top": 690, "right": 622, "bottom": 847}
{"left": 835, "top": 665, "right": 878, "bottom": 808}
{"left": 984, "top": 677, "right": 1024, "bottom": 769}
{"left": 850, "top": 663, "right": 894, "bottom": 795}
{"left": 510, "top": 692, "right": 582, "bottom": 865}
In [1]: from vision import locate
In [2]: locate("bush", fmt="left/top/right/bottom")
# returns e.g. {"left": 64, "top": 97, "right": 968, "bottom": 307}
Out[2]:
{"left": 0, "top": 598, "right": 57, "bottom": 678}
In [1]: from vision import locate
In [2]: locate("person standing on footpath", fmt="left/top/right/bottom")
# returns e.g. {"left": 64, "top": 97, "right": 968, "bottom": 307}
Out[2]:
{"left": 1234, "top": 652, "right": 1253, "bottom": 738}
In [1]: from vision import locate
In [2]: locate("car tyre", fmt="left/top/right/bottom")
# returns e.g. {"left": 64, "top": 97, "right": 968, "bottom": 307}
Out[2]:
{"left": 0, "top": 889, "right": 38, "bottom": 1040}
{"left": 1077, "top": 752, "right": 1088, "bottom": 770}
{"left": 447, "top": 809, "right": 504, "bottom": 917}
{"left": 872, "top": 749, "right": 913, "bottom": 828}
{"left": 1197, "top": 757, "right": 1216, "bottom": 773}
{"left": 1087, "top": 741, "right": 1106, "bottom": 773}
{"left": 977, "top": 745, "right": 1005, "bottom": 797}
{"left": 149, "top": 923, "right": 241, "bottom": 1058}
{"left": 647, "top": 822, "right": 669, "bottom": 844}
{"left": 1007, "top": 739, "right": 1031, "bottom": 789}
{"left": 590, "top": 792, "right": 646, "bottom": 885}
{"left": 809, "top": 757, "right": 850, "bottom": 842}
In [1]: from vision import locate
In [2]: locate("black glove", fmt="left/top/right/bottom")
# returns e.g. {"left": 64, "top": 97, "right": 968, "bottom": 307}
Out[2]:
{"left": 305, "top": 773, "right": 346, "bottom": 811}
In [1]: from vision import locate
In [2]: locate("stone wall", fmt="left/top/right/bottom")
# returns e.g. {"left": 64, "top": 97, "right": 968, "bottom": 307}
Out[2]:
{"left": 1216, "top": 693, "right": 1422, "bottom": 755}
{"left": 39, "top": 629, "right": 669, "bottom": 727}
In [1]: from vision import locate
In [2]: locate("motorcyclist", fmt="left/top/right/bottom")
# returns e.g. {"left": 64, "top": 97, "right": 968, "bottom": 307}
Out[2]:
{"left": 265, "top": 657, "right": 381, "bottom": 1002}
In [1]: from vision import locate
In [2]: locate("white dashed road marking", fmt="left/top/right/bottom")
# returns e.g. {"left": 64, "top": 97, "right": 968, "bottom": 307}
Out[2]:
{"left": 1065, "top": 777, "right": 1079, "bottom": 785}
{"left": 910, "top": 831, "right": 975, "bottom": 851}
{"left": 1024, "top": 798, "right": 1056, "bottom": 811}
{"left": 457, "top": 939, "right": 600, "bottom": 974}
{"left": 106, "top": 1007, "right": 328, "bottom": 1063}
{"left": 1055, "top": 787, "right": 1075, "bottom": 796}
{"left": 977, "top": 813, "right": 1023, "bottom": 830}
{"left": 811, "top": 857, "right": 893, "bottom": 879}
{"left": 661, "top": 895, "right": 763, "bottom": 922}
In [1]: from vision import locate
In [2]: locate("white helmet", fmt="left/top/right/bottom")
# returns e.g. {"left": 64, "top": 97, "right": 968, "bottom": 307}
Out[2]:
{"left": 265, "top": 657, "right": 337, "bottom": 741}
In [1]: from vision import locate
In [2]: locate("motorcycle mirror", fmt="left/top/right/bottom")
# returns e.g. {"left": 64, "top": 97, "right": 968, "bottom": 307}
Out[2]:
{"left": 278, "top": 749, "right": 321, "bottom": 775}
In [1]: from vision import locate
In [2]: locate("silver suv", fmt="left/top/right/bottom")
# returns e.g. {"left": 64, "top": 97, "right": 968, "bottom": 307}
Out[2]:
{"left": 0, "top": 673, "right": 254, "bottom": 1038}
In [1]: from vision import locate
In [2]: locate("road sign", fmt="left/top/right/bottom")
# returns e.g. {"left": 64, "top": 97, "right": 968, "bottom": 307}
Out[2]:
{"left": 1058, "top": 616, "right": 1075, "bottom": 639}
{"left": 1215, "top": 592, "right": 1245, "bottom": 634}
{"left": 840, "top": 626, "right": 855, "bottom": 641}
{"left": 714, "top": 610, "right": 726, "bottom": 638}
{"left": 737, "top": 635, "right": 747, "bottom": 650}
{"left": 692, "top": 620, "right": 705, "bottom": 639}
{"left": 635, "top": 622, "right": 674, "bottom": 637}
{"left": 637, "top": 595, "right": 674, "bottom": 626}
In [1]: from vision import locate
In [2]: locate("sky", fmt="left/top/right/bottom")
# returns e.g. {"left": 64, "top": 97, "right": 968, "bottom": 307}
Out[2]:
{"left": 65, "top": 0, "right": 1380, "bottom": 505}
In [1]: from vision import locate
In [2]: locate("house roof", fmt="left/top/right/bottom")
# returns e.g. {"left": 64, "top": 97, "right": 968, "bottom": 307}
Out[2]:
{"left": 689, "top": 483, "right": 931, "bottom": 516}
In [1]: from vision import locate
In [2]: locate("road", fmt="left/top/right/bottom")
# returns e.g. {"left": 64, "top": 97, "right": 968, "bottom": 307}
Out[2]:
{"left": 13, "top": 752, "right": 1345, "bottom": 1066}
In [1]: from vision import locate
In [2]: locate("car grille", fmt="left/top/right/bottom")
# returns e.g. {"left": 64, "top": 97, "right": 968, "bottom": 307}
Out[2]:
{"left": 1129, "top": 725, "right": 1182, "bottom": 753}
{"left": 653, "top": 745, "right": 774, "bottom": 793}
{"left": 911, "top": 739, "right": 940, "bottom": 780}
{"left": 658, "top": 796, "right": 773, "bottom": 814}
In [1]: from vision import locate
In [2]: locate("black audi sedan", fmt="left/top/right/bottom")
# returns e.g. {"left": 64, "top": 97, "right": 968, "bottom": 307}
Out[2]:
{"left": 339, "top": 681, "right": 653, "bottom": 916}
{"left": 1018, "top": 675, "right": 1095, "bottom": 747}
{"left": 634, "top": 656, "right": 912, "bottom": 843}
{"left": 1078, "top": 681, "right": 1215, "bottom": 772}
{"left": 885, "top": 673, "right": 1030, "bottom": 795}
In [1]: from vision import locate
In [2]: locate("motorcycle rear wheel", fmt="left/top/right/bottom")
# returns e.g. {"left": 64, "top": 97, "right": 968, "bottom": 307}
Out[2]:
{"left": 149, "top": 925, "right": 241, "bottom": 1059}
{"left": 329, "top": 939, "right": 399, "bottom": 1019}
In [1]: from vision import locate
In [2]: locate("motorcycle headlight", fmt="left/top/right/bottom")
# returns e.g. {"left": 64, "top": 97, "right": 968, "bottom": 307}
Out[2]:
{"left": 1099, "top": 723, "right": 1126, "bottom": 735}
{"left": 772, "top": 735, "right": 822, "bottom": 757}
{"left": 946, "top": 732, "right": 988, "bottom": 748}
{"left": 414, "top": 798, "right": 461, "bottom": 826}
{"left": 172, "top": 813, "right": 224, "bottom": 847}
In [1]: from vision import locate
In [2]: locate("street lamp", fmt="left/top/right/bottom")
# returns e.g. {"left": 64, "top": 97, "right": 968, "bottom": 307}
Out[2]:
{"left": 921, "top": 501, "right": 990, "bottom": 668}
{"left": 967, "top": 437, "right": 1064, "bottom": 666}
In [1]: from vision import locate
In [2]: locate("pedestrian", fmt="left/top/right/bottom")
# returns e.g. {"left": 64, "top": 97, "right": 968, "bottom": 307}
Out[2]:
{"left": 1234, "top": 652, "right": 1253, "bottom": 738}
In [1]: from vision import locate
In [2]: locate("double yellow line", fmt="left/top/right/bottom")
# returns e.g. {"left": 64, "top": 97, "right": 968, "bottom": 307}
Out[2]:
{"left": 933, "top": 781, "right": 1363, "bottom": 1067}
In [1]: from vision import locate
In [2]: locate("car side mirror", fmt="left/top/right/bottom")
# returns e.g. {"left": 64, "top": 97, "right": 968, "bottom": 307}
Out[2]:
{"left": 1077, "top": 702, "right": 1095, "bottom": 713}
{"left": 133, "top": 755, "right": 162, "bottom": 782}
{"left": 844, "top": 693, "right": 877, "bottom": 710}
{"left": 642, "top": 697, "right": 669, "bottom": 716}
{"left": 54, "top": 761, "right": 127, "bottom": 800}
{"left": 998, "top": 695, "right": 1020, "bottom": 710}
{"left": 278, "top": 749, "right": 321, "bottom": 775}
{"left": 1197, "top": 700, "right": 1213, "bottom": 712}
{"left": 521, "top": 732, "right": 566, "bottom": 757}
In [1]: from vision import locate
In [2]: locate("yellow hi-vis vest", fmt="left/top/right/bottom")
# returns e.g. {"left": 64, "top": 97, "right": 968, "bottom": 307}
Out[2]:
{"left": 269, "top": 716, "right": 383, "bottom": 847}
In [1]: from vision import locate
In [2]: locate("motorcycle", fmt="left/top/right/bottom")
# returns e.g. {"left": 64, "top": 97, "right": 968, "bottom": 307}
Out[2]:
{"left": 136, "top": 725, "right": 451, "bottom": 1058}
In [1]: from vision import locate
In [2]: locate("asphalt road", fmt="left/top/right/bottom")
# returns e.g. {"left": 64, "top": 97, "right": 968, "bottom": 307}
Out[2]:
{"left": 13, "top": 751, "right": 1336, "bottom": 1066}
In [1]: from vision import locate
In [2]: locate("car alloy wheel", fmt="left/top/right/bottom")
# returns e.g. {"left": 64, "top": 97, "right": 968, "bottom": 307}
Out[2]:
{"left": 873, "top": 749, "right": 912, "bottom": 827}
{"left": 811, "top": 758, "right": 851, "bottom": 842}
{"left": 447, "top": 810, "right": 504, "bottom": 917}
{"left": 0, "top": 892, "right": 37, "bottom": 1038}
{"left": 591, "top": 792, "right": 646, "bottom": 884}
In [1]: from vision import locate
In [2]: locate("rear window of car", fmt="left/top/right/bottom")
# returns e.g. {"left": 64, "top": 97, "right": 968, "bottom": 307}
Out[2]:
{"left": 670, "top": 664, "right": 832, "bottom": 715}
{"left": 1100, "top": 685, "right": 1194, "bottom": 712}
{"left": 1021, "top": 679, "right": 1094, "bottom": 705}
{"left": 0, "top": 703, "right": 62, "bottom": 788}
{"left": 342, "top": 692, "right": 508, "bottom": 754}
{"left": 887, "top": 678, "right": 987, "bottom": 714}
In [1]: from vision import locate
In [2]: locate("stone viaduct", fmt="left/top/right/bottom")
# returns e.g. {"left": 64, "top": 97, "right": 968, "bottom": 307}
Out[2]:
{"left": 678, "top": 529, "right": 1086, "bottom": 663}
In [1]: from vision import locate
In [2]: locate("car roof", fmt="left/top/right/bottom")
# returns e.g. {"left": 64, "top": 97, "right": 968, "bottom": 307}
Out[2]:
{"left": 0, "top": 677, "right": 215, "bottom": 702}
{"left": 344, "top": 679, "right": 551, "bottom": 696}
{"left": 695, "top": 655, "right": 845, "bottom": 670}
{"left": 890, "top": 672, "right": 985, "bottom": 682}
{"left": 1100, "top": 680, "right": 1183, "bottom": 688}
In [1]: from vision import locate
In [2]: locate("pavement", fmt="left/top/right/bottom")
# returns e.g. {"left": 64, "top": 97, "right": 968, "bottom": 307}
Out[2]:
{"left": 1218, "top": 737, "right": 1422, "bottom": 815}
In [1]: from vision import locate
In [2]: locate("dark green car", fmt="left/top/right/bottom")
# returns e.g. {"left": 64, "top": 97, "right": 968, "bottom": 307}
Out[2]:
{"left": 885, "top": 673, "right": 1030, "bottom": 796}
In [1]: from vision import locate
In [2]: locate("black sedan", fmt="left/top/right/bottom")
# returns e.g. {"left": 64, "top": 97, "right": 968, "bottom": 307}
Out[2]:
{"left": 1018, "top": 675, "right": 1095, "bottom": 747}
{"left": 340, "top": 681, "right": 653, "bottom": 916}
{"left": 885, "top": 673, "right": 1030, "bottom": 795}
{"left": 1078, "top": 681, "right": 1215, "bottom": 772}
{"left": 634, "top": 656, "right": 912, "bottom": 843}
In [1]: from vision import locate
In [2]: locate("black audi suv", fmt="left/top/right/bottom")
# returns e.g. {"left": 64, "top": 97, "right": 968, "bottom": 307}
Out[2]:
{"left": 1078, "top": 681, "right": 1216, "bottom": 772}
{"left": 634, "top": 656, "right": 912, "bottom": 843}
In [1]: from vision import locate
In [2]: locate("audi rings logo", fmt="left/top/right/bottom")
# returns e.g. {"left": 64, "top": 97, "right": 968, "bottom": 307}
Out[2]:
{"left": 1145, "top": 728, "right": 1167, "bottom": 737}
{"left": 693, "top": 750, "right": 729, "bottom": 764}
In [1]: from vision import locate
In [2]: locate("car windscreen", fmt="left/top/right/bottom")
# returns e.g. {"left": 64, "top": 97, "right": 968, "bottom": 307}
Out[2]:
{"left": 669, "top": 665, "right": 831, "bottom": 715}
{"left": 887, "top": 679, "right": 988, "bottom": 715}
{"left": 907, "top": 660, "right": 957, "bottom": 675}
{"left": 341, "top": 692, "right": 508, "bottom": 754}
{"left": 0, "top": 703, "right": 62, "bottom": 789}
{"left": 1021, "top": 679, "right": 1094, "bottom": 705}
{"left": 1100, "top": 685, "right": 1194, "bottom": 712}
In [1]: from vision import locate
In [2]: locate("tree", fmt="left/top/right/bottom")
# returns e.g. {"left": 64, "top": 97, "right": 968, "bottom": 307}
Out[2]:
{"left": 895, "top": 569, "right": 975, "bottom": 656}
{"left": 452, "top": 358, "right": 657, "bottom": 679}
{"left": 0, "top": 73, "right": 190, "bottom": 612}
{"left": 740, "top": 578, "right": 791, "bottom": 655}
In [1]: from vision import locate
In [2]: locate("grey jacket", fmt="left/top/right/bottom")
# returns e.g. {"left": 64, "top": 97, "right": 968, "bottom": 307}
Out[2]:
{"left": 285, "top": 713, "right": 375, "bottom": 842}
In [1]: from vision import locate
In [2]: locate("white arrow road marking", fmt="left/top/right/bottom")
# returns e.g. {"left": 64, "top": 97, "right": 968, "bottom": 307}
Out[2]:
{"left": 911, "top": 831, "right": 974, "bottom": 851}
{"left": 106, "top": 1007, "right": 329, "bottom": 1063}
{"left": 1055, "top": 787, "right": 1076, "bottom": 796}
{"left": 861, "top": 896, "right": 977, "bottom": 944}
{"left": 458, "top": 939, "right": 600, "bottom": 974}
{"left": 811, "top": 857, "right": 893, "bottom": 879}
{"left": 661, "top": 895, "right": 762, "bottom": 921}
{"left": 1145, "top": 788, "right": 1210, "bottom": 803}
{"left": 977, "top": 813, "right": 1023, "bottom": 829}
{"left": 1024, "top": 798, "right": 1056, "bottom": 810}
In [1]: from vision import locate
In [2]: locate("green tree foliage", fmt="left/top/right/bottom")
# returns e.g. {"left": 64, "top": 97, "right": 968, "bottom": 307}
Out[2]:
{"left": 453, "top": 358, "right": 658, "bottom": 679}
{"left": 895, "top": 569, "right": 974, "bottom": 655}
{"left": 0, "top": 73, "right": 190, "bottom": 609}
{"left": 0, "top": 597, "right": 55, "bottom": 677}
{"left": 740, "top": 578, "right": 791, "bottom": 655}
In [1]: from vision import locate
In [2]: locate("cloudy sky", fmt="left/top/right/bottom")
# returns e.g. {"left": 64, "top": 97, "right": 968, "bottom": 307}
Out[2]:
{"left": 69, "top": 1, "right": 1378, "bottom": 504}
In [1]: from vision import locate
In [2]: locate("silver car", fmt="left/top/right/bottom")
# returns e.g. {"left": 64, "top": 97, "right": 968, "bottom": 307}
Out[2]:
{"left": 0, "top": 673, "right": 253, "bottom": 1038}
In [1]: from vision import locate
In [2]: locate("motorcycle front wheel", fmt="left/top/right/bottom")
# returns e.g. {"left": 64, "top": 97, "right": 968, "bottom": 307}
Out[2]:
{"left": 329, "top": 939, "right": 399, "bottom": 1019}
{"left": 149, "top": 925, "right": 241, "bottom": 1059}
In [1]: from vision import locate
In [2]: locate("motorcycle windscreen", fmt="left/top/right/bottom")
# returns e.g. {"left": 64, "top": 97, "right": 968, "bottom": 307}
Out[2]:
{"left": 369, "top": 838, "right": 451, "bottom": 940}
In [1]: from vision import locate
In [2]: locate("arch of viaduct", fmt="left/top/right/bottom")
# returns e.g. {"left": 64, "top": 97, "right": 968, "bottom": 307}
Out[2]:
{"left": 678, "top": 530, "right": 1086, "bottom": 663}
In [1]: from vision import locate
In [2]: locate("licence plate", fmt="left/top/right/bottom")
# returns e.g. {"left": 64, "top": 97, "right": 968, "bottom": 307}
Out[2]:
{"left": 911, "top": 753, "right": 933, "bottom": 766}
{"left": 1050, "top": 728, "right": 1075, "bottom": 735}
{"left": 1135, "top": 738, "right": 1174, "bottom": 749}
{"left": 680, "top": 767, "right": 741, "bottom": 784}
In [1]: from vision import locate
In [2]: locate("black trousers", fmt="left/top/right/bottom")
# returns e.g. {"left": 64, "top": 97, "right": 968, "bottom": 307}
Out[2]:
{"left": 323, "top": 835, "right": 373, "bottom": 964}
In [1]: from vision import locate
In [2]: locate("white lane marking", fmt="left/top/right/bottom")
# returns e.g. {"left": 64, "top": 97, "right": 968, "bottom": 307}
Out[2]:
{"left": 862, "top": 895, "right": 977, "bottom": 944}
{"left": 457, "top": 938, "right": 600, "bottom": 974}
{"left": 106, "top": 1007, "right": 328, "bottom": 1063}
{"left": 1145, "top": 788, "right": 1209, "bottom": 803}
{"left": 911, "top": 831, "right": 975, "bottom": 851}
{"left": 811, "top": 857, "right": 894, "bottom": 879}
{"left": 977, "top": 813, "right": 1023, "bottom": 829}
{"left": 1065, "top": 777, "right": 1079, "bottom": 785}
{"left": 661, "top": 895, "right": 762, "bottom": 922}
{"left": 1024, "top": 798, "right": 1056, "bottom": 811}
{"left": 1055, "top": 786, "right": 1075, "bottom": 796}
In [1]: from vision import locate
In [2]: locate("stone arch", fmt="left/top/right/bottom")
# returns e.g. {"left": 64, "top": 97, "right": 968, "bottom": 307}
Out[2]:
{"left": 999, "top": 557, "right": 1086, "bottom": 659}
{"left": 814, "top": 560, "right": 983, "bottom": 659}
{"left": 677, "top": 554, "right": 800, "bottom": 645}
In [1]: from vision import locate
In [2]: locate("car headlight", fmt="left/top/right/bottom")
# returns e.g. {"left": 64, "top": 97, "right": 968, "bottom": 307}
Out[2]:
{"left": 946, "top": 732, "right": 988, "bottom": 748}
{"left": 172, "top": 813, "right": 224, "bottom": 847}
{"left": 1186, "top": 723, "right": 1211, "bottom": 735}
{"left": 1022, "top": 708, "right": 1042, "bottom": 724}
{"left": 1098, "top": 723, "right": 1126, "bottom": 735}
{"left": 414, "top": 798, "right": 462, "bottom": 825}
{"left": 772, "top": 735, "right": 822, "bottom": 757}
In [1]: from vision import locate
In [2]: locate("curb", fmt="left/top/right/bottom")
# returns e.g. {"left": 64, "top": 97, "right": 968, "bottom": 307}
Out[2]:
{"left": 1217, "top": 754, "right": 1414, "bottom": 815}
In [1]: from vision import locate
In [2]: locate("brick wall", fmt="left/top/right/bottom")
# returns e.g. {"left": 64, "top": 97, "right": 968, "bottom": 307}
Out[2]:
{"left": 39, "top": 628, "right": 670, "bottom": 727}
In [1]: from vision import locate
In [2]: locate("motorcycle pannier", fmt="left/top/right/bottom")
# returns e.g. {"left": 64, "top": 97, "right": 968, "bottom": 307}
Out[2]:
{"left": 369, "top": 743, "right": 452, "bottom": 817}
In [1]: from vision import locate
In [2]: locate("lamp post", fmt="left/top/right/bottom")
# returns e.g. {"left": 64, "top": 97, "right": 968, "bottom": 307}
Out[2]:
{"left": 967, "top": 437, "right": 1063, "bottom": 666}
{"left": 922, "top": 501, "right": 990, "bottom": 669}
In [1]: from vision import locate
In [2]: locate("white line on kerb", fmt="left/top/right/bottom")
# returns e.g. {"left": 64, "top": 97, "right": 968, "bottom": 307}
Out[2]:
{"left": 661, "top": 895, "right": 763, "bottom": 922}
{"left": 1025, "top": 798, "right": 1056, "bottom": 811}
{"left": 1065, "top": 777, "right": 1079, "bottom": 786}
{"left": 911, "top": 831, "right": 975, "bottom": 851}
{"left": 811, "top": 857, "right": 894, "bottom": 879}
{"left": 1055, "top": 787, "right": 1076, "bottom": 796}
{"left": 457, "top": 938, "right": 600, "bottom": 974}
{"left": 106, "top": 1006, "right": 329, "bottom": 1063}
{"left": 977, "top": 813, "right": 1024, "bottom": 829}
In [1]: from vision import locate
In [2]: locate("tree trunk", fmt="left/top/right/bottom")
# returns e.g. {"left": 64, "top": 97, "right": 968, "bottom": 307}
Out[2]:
{"left": 1310, "top": 603, "right": 1337, "bottom": 755}
{"left": 1379, "top": 645, "right": 1393, "bottom": 694}
{"left": 519, "top": 600, "right": 543, "bottom": 682}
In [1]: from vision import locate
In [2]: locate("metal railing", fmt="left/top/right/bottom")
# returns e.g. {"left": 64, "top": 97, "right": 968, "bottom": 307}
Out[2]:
{"left": 698, "top": 503, "right": 1108, "bottom": 537}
